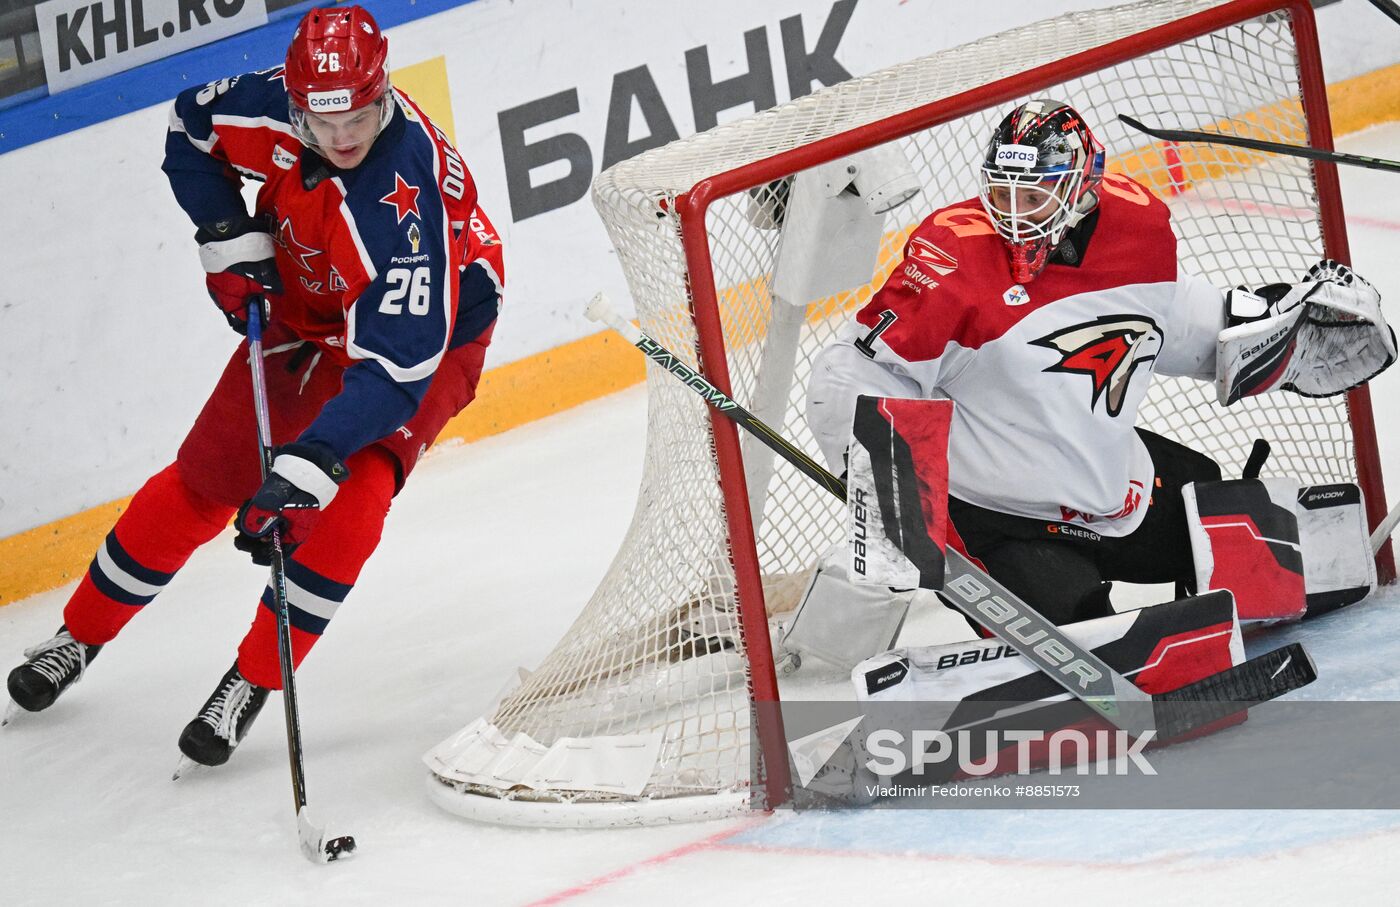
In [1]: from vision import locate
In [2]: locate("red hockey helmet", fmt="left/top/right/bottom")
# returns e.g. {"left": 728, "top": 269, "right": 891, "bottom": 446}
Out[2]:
{"left": 977, "top": 99, "right": 1105, "bottom": 283}
{"left": 284, "top": 6, "right": 392, "bottom": 149}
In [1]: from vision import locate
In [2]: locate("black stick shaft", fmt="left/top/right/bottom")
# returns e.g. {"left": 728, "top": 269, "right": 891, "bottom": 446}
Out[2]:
{"left": 246, "top": 306, "right": 310, "bottom": 813}
{"left": 1368, "top": 0, "right": 1400, "bottom": 28}
{"left": 1118, "top": 114, "right": 1400, "bottom": 175}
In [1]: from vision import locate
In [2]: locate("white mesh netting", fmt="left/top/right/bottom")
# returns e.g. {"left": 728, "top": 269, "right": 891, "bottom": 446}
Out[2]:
{"left": 429, "top": 0, "right": 1370, "bottom": 825}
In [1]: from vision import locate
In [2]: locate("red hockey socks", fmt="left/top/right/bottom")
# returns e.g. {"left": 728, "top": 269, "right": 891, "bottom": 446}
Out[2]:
{"left": 63, "top": 463, "right": 234, "bottom": 645}
{"left": 236, "top": 448, "right": 397, "bottom": 689}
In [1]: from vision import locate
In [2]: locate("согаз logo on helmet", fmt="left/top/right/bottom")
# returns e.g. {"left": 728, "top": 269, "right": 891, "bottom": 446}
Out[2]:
{"left": 307, "top": 90, "right": 354, "bottom": 112}
{"left": 994, "top": 144, "right": 1039, "bottom": 167}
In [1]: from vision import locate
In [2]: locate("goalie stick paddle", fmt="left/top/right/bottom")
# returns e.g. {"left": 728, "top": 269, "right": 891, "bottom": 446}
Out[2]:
{"left": 584, "top": 292, "right": 1316, "bottom": 740}
{"left": 246, "top": 305, "right": 356, "bottom": 865}
{"left": 1117, "top": 114, "right": 1400, "bottom": 176}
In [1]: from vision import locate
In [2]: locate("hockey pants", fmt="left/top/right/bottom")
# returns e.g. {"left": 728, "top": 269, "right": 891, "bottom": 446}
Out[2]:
{"left": 60, "top": 321, "right": 491, "bottom": 689}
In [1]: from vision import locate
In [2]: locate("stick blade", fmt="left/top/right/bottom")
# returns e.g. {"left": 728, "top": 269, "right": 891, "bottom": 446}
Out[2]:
{"left": 298, "top": 807, "right": 357, "bottom": 864}
{"left": 1151, "top": 642, "right": 1317, "bottom": 740}
{"left": 1117, "top": 112, "right": 1149, "bottom": 133}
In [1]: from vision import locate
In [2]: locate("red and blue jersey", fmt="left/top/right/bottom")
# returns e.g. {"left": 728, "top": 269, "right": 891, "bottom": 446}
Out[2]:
{"left": 163, "top": 67, "right": 503, "bottom": 462}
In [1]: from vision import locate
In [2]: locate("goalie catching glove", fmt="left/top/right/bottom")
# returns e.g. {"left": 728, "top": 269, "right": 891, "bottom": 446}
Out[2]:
{"left": 1216, "top": 260, "right": 1395, "bottom": 405}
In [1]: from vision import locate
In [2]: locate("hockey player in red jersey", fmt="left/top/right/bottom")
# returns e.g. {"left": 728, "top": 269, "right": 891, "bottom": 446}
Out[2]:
{"left": 6, "top": 7, "right": 504, "bottom": 767}
{"left": 806, "top": 99, "right": 1392, "bottom": 629}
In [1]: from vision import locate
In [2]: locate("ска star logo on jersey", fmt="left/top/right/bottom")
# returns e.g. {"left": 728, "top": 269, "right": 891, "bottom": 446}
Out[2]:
{"left": 380, "top": 173, "right": 421, "bottom": 224}
{"left": 1032, "top": 315, "right": 1163, "bottom": 417}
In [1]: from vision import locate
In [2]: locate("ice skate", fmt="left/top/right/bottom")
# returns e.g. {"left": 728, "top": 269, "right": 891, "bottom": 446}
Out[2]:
{"left": 6, "top": 626, "right": 104, "bottom": 717}
{"left": 177, "top": 663, "right": 270, "bottom": 767}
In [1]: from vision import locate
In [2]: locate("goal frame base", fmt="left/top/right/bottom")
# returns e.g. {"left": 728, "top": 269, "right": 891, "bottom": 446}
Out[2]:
{"left": 424, "top": 774, "right": 752, "bottom": 829}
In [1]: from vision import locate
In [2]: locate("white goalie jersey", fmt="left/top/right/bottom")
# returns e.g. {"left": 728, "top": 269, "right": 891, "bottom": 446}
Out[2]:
{"left": 808, "top": 174, "right": 1226, "bottom": 538}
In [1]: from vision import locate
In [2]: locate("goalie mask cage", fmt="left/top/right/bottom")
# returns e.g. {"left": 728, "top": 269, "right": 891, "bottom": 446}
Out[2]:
{"left": 426, "top": 0, "right": 1390, "bottom": 827}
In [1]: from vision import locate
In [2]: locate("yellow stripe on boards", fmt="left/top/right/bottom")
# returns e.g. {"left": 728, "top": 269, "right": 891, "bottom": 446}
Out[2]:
{"left": 1, "top": 501, "right": 130, "bottom": 607}
{"left": 391, "top": 56, "right": 457, "bottom": 144}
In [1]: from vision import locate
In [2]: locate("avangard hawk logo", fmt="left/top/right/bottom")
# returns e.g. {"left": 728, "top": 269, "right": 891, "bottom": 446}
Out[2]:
{"left": 1033, "top": 316, "right": 1163, "bottom": 417}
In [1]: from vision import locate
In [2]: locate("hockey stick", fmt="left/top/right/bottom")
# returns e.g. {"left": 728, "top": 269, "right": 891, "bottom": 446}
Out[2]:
{"left": 1371, "top": 498, "right": 1400, "bottom": 555}
{"left": 1367, "top": 0, "right": 1400, "bottom": 28}
{"left": 585, "top": 292, "right": 1315, "bottom": 740}
{"left": 1117, "top": 114, "right": 1400, "bottom": 175}
{"left": 246, "top": 304, "right": 356, "bottom": 865}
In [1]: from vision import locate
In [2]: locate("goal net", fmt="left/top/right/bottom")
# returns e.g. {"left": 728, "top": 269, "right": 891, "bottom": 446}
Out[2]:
{"left": 425, "top": 0, "right": 1387, "bottom": 827}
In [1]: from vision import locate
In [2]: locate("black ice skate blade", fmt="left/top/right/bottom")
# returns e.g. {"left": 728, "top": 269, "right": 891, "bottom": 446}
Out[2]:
{"left": 298, "top": 807, "right": 356, "bottom": 864}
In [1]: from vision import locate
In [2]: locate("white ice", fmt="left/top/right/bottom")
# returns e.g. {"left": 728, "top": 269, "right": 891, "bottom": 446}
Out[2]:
{"left": 5, "top": 124, "right": 1400, "bottom": 905}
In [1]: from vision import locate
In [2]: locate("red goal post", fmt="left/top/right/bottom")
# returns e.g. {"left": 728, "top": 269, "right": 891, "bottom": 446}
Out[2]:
{"left": 426, "top": 0, "right": 1391, "bottom": 827}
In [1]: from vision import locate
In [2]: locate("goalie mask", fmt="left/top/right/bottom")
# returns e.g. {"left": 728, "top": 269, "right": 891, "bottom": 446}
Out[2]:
{"left": 284, "top": 6, "right": 393, "bottom": 167}
{"left": 978, "top": 100, "right": 1105, "bottom": 283}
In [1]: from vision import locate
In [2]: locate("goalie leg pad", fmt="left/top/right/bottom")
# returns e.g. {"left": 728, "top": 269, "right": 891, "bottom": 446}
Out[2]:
{"left": 857, "top": 591, "right": 1241, "bottom": 704}
{"left": 846, "top": 395, "right": 952, "bottom": 590}
{"left": 850, "top": 593, "right": 1243, "bottom": 782}
{"left": 1296, "top": 483, "right": 1376, "bottom": 617}
{"left": 1184, "top": 478, "right": 1305, "bottom": 623}
{"left": 781, "top": 547, "right": 914, "bottom": 672}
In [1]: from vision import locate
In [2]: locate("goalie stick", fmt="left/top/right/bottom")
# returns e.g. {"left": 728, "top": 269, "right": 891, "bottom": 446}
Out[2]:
{"left": 1372, "top": 498, "right": 1400, "bottom": 556}
{"left": 1367, "top": 0, "right": 1400, "bottom": 28}
{"left": 1117, "top": 114, "right": 1400, "bottom": 176}
{"left": 585, "top": 293, "right": 1316, "bottom": 741}
{"left": 246, "top": 305, "right": 356, "bottom": 865}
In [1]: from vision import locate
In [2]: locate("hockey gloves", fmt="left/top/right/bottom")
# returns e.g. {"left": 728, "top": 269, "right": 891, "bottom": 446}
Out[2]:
{"left": 197, "top": 216, "right": 282, "bottom": 335}
{"left": 235, "top": 442, "right": 348, "bottom": 563}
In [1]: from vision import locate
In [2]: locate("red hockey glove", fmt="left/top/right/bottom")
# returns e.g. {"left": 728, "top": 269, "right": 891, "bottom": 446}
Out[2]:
{"left": 235, "top": 442, "right": 348, "bottom": 560}
{"left": 197, "top": 217, "right": 282, "bottom": 335}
